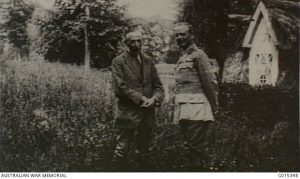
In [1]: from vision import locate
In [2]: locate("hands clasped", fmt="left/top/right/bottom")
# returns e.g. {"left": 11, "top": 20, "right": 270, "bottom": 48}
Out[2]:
{"left": 140, "top": 96, "right": 157, "bottom": 108}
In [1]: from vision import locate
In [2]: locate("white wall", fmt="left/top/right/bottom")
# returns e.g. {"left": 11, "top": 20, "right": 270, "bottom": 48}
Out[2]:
{"left": 248, "top": 16, "right": 278, "bottom": 86}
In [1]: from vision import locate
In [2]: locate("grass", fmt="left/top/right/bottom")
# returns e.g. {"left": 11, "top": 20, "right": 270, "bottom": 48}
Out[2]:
{"left": 0, "top": 58, "right": 299, "bottom": 172}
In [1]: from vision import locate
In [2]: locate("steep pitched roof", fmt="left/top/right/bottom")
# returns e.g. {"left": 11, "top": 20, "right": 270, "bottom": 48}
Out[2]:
{"left": 242, "top": 1, "right": 278, "bottom": 48}
{"left": 243, "top": 0, "right": 300, "bottom": 50}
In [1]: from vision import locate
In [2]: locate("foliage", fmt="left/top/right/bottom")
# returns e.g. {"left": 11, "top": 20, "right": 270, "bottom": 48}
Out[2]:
{"left": 1, "top": 1, "right": 34, "bottom": 59}
{"left": 132, "top": 17, "right": 173, "bottom": 63}
{"left": 38, "top": 0, "right": 130, "bottom": 68}
{"left": 0, "top": 58, "right": 114, "bottom": 171}
{"left": 178, "top": 0, "right": 229, "bottom": 79}
{"left": 264, "top": 0, "right": 300, "bottom": 49}
{"left": 163, "top": 33, "right": 181, "bottom": 64}
{"left": 214, "top": 83, "right": 299, "bottom": 171}
{"left": 225, "top": 0, "right": 257, "bottom": 55}
{"left": 219, "top": 83, "right": 299, "bottom": 128}
{"left": 230, "top": 0, "right": 258, "bottom": 14}
{"left": 0, "top": 59, "right": 299, "bottom": 172}
{"left": 177, "top": 0, "right": 262, "bottom": 80}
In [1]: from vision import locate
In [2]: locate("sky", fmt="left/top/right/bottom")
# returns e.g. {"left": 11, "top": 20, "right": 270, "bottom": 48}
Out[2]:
{"left": 118, "top": 0, "right": 179, "bottom": 20}
{"left": 24, "top": 0, "right": 178, "bottom": 20}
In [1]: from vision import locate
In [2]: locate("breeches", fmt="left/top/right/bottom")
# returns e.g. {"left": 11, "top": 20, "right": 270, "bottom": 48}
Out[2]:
{"left": 179, "top": 119, "right": 212, "bottom": 150}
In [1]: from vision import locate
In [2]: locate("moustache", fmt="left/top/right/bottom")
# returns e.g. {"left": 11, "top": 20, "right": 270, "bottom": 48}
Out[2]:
{"left": 176, "top": 39, "right": 185, "bottom": 44}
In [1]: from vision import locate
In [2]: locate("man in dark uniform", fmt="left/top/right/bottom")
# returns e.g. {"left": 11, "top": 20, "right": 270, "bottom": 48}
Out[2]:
{"left": 111, "top": 31, "right": 164, "bottom": 162}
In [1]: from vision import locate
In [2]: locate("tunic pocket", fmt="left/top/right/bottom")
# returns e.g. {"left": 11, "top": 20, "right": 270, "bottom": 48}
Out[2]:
{"left": 176, "top": 58, "right": 195, "bottom": 72}
{"left": 173, "top": 93, "right": 214, "bottom": 124}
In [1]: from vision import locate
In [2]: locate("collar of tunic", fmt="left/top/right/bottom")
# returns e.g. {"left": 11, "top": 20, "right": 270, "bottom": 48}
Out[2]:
{"left": 180, "top": 43, "right": 198, "bottom": 56}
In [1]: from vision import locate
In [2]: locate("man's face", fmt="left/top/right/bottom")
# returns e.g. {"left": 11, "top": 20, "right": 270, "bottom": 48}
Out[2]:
{"left": 126, "top": 33, "right": 142, "bottom": 54}
{"left": 174, "top": 25, "right": 193, "bottom": 50}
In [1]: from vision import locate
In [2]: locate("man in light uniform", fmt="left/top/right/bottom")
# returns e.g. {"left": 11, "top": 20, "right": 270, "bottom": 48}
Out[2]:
{"left": 173, "top": 22, "right": 218, "bottom": 156}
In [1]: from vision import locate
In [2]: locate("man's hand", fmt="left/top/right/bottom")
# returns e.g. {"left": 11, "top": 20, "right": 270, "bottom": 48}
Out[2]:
{"left": 140, "top": 96, "right": 156, "bottom": 108}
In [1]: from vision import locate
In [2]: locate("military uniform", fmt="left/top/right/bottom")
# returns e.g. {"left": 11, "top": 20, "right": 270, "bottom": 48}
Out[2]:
{"left": 174, "top": 43, "right": 218, "bottom": 151}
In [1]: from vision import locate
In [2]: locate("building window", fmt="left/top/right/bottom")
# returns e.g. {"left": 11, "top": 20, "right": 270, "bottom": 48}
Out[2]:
{"left": 254, "top": 53, "right": 273, "bottom": 85}
{"left": 260, "top": 75, "right": 267, "bottom": 84}
{"left": 268, "top": 54, "right": 272, "bottom": 62}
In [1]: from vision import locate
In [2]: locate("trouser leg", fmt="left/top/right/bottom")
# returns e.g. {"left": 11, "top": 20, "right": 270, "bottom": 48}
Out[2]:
{"left": 179, "top": 120, "right": 212, "bottom": 151}
{"left": 179, "top": 120, "right": 212, "bottom": 169}
{"left": 136, "top": 122, "right": 153, "bottom": 154}
{"left": 135, "top": 121, "right": 153, "bottom": 171}
{"left": 114, "top": 128, "right": 135, "bottom": 158}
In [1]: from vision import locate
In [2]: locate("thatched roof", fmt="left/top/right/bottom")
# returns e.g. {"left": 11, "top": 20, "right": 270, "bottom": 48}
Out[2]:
{"left": 262, "top": 0, "right": 300, "bottom": 49}
{"left": 227, "top": 0, "right": 299, "bottom": 55}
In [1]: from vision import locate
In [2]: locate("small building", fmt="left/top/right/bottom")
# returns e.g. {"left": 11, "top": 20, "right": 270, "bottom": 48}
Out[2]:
{"left": 223, "top": 0, "right": 299, "bottom": 87}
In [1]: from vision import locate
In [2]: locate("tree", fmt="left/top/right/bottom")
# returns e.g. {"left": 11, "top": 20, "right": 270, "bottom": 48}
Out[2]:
{"left": 179, "top": 0, "right": 229, "bottom": 82}
{"left": 39, "top": 0, "right": 130, "bottom": 68}
{"left": 132, "top": 17, "right": 173, "bottom": 63}
{"left": 1, "top": 0, "right": 34, "bottom": 60}
{"left": 178, "top": 0, "right": 260, "bottom": 82}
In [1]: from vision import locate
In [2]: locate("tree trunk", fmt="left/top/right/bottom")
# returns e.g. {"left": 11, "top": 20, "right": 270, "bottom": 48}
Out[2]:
{"left": 84, "top": 5, "right": 90, "bottom": 73}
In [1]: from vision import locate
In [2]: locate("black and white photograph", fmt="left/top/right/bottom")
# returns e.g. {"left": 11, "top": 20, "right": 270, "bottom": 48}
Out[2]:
{"left": 0, "top": 0, "right": 299, "bottom": 174}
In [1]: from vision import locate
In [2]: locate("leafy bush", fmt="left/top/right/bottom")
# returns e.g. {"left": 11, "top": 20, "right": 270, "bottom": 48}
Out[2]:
{"left": 1, "top": 3, "right": 34, "bottom": 59}
{"left": 219, "top": 83, "right": 299, "bottom": 129}
{"left": 209, "top": 83, "right": 299, "bottom": 171}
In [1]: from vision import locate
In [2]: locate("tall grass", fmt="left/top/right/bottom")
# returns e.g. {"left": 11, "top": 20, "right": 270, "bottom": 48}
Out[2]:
{"left": 0, "top": 58, "right": 299, "bottom": 172}
{"left": 0, "top": 58, "right": 114, "bottom": 171}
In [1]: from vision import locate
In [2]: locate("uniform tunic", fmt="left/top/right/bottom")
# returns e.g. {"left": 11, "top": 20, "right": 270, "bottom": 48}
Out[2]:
{"left": 174, "top": 43, "right": 218, "bottom": 124}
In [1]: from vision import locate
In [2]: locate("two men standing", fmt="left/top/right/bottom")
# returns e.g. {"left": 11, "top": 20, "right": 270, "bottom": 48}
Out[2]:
{"left": 111, "top": 22, "right": 218, "bottom": 165}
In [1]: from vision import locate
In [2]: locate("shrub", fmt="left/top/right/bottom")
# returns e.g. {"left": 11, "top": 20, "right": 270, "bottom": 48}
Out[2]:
{"left": 210, "top": 83, "right": 299, "bottom": 171}
{"left": 219, "top": 83, "right": 299, "bottom": 128}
